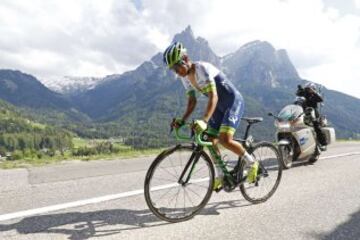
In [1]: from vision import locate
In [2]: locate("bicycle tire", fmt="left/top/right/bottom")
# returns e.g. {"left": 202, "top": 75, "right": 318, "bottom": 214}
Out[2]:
{"left": 240, "top": 141, "right": 282, "bottom": 204}
{"left": 144, "top": 145, "right": 214, "bottom": 222}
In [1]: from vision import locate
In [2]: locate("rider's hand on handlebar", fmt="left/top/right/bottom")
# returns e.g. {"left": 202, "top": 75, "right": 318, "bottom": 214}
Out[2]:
{"left": 193, "top": 119, "right": 207, "bottom": 134}
{"left": 171, "top": 118, "right": 185, "bottom": 129}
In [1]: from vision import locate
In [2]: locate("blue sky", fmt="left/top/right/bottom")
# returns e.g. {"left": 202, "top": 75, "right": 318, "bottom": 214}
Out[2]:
{"left": 0, "top": 0, "right": 359, "bottom": 98}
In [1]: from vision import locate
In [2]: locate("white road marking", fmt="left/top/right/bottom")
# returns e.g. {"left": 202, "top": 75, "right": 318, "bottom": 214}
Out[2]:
{"left": 0, "top": 189, "right": 143, "bottom": 222}
{"left": 320, "top": 152, "right": 360, "bottom": 160}
{"left": 0, "top": 152, "right": 359, "bottom": 222}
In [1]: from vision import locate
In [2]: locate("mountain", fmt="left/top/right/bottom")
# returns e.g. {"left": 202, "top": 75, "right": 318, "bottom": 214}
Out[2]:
{"left": 173, "top": 26, "right": 221, "bottom": 67}
{"left": 72, "top": 26, "right": 360, "bottom": 143}
{"left": 40, "top": 76, "right": 108, "bottom": 95}
{"left": 222, "top": 40, "right": 301, "bottom": 89}
{"left": 72, "top": 26, "right": 225, "bottom": 120}
{"left": 0, "top": 70, "right": 72, "bottom": 109}
{"left": 1, "top": 26, "right": 359, "bottom": 148}
{"left": 0, "top": 69, "right": 91, "bottom": 126}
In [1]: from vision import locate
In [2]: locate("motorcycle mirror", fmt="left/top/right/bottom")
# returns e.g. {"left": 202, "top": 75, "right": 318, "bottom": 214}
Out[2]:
{"left": 268, "top": 112, "right": 274, "bottom": 117}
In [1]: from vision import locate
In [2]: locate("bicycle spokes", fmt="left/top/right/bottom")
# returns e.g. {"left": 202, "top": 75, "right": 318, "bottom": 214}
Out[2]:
{"left": 240, "top": 142, "right": 282, "bottom": 203}
{"left": 144, "top": 146, "right": 214, "bottom": 222}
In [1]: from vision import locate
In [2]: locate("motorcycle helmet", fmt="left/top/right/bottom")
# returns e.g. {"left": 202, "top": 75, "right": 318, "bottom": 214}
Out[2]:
{"left": 304, "top": 82, "right": 317, "bottom": 92}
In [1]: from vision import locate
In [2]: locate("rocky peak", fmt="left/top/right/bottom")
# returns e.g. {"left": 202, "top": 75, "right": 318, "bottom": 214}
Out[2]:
{"left": 222, "top": 41, "right": 300, "bottom": 88}
{"left": 172, "top": 25, "right": 221, "bottom": 67}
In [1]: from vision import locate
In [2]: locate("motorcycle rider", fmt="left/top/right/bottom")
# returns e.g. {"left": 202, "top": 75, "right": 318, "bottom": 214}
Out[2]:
{"left": 296, "top": 83, "right": 327, "bottom": 150}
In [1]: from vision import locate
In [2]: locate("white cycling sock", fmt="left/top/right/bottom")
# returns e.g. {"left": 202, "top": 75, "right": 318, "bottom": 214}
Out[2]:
{"left": 242, "top": 152, "right": 255, "bottom": 164}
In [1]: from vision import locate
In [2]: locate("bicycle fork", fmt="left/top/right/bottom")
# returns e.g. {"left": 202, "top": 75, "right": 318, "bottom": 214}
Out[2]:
{"left": 177, "top": 152, "right": 200, "bottom": 186}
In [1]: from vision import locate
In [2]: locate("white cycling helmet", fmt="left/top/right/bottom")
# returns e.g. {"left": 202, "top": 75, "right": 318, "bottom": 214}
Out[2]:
{"left": 163, "top": 42, "right": 187, "bottom": 68}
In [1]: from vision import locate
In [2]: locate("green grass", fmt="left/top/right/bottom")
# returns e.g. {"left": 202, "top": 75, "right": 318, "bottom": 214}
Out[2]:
{"left": 72, "top": 137, "right": 89, "bottom": 148}
{"left": 29, "top": 121, "right": 46, "bottom": 129}
{"left": 72, "top": 137, "right": 132, "bottom": 149}
{"left": 0, "top": 142, "right": 164, "bottom": 169}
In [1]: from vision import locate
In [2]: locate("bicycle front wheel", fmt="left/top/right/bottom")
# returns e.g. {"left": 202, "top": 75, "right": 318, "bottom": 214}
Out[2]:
{"left": 144, "top": 145, "right": 214, "bottom": 222}
{"left": 240, "top": 141, "right": 282, "bottom": 204}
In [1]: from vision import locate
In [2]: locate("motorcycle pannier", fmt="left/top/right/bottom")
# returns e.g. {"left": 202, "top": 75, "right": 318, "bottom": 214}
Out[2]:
{"left": 321, "top": 127, "right": 336, "bottom": 145}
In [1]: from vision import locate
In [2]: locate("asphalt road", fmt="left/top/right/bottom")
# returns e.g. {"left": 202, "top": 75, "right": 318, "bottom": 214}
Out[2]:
{"left": 0, "top": 142, "right": 359, "bottom": 240}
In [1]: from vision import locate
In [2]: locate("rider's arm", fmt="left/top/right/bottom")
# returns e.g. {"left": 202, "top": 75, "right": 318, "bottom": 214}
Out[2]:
{"left": 310, "top": 91, "right": 323, "bottom": 103}
{"left": 182, "top": 92, "right": 197, "bottom": 121}
{"left": 203, "top": 90, "right": 218, "bottom": 122}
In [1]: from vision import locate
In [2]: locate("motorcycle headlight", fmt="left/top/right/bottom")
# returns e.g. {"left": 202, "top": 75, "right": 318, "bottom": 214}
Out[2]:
{"left": 275, "top": 121, "right": 291, "bottom": 129}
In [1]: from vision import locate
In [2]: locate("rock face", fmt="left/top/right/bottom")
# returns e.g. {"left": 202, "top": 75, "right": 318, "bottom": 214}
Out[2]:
{"left": 222, "top": 40, "right": 300, "bottom": 88}
{"left": 172, "top": 26, "right": 221, "bottom": 67}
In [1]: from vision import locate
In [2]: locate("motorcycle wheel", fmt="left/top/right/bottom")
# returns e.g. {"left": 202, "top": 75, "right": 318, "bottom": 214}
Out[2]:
{"left": 279, "top": 145, "right": 293, "bottom": 169}
{"left": 309, "top": 147, "right": 320, "bottom": 163}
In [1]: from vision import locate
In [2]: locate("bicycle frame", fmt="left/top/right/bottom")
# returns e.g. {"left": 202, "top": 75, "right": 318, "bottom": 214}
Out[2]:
{"left": 145, "top": 120, "right": 281, "bottom": 223}
{"left": 174, "top": 125, "right": 251, "bottom": 190}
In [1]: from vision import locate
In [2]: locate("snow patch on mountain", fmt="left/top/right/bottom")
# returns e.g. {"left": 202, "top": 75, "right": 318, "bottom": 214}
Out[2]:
{"left": 40, "top": 76, "right": 107, "bottom": 94}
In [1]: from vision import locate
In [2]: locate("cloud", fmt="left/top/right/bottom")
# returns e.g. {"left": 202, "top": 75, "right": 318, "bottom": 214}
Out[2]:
{"left": 0, "top": 0, "right": 167, "bottom": 78}
{"left": 176, "top": 0, "right": 360, "bottom": 97}
{"left": 0, "top": 0, "right": 359, "bottom": 98}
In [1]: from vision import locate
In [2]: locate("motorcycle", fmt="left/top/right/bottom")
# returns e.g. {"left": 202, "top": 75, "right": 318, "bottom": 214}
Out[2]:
{"left": 268, "top": 102, "right": 336, "bottom": 169}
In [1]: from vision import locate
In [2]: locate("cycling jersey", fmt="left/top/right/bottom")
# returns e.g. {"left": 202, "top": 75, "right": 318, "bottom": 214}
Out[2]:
{"left": 181, "top": 61, "right": 220, "bottom": 96}
{"left": 181, "top": 62, "right": 244, "bottom": 135}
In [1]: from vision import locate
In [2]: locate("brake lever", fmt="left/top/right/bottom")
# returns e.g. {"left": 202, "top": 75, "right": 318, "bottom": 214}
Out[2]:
{"left": 169, "top": 117, "right": 176, "bottom": 134}
{"left": 169, "top": 126, "right": 174, "bottom": 134}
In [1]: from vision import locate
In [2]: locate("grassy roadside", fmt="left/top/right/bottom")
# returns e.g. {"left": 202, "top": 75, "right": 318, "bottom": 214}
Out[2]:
{"left": 0, "top": 148, "right": 163, "bottom": 169}
{"left": 1, "top": 139, "right": 358, "bottom": 170}
{"left": 0, "top": 137, "right": 165, "bottom": 169}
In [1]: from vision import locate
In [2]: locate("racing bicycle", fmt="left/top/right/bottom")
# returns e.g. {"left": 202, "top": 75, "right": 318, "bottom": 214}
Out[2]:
{"left": 144, "top": 117, "right": 282, "bottom": 222}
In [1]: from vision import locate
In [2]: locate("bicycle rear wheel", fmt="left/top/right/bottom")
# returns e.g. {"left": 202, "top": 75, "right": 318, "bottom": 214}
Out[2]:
{"left": 240, "top": 142, "right": 282, "bottom": 204}
{"left": 144, "top": 145, "right": 214, "bottom": 222}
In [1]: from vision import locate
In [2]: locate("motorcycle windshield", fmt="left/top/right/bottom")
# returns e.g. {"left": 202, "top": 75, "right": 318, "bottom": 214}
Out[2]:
{"left": 278, "top": 105, "right": 303, "bottom": 121}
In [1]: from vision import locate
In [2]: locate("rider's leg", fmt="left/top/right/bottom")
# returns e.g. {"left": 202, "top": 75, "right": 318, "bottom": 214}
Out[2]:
{"left": 313, "top": 120, "right": 327, "bottom": 146}
{"left": 207, "top": 136, "right": 224, "bottom": 190}
{"left": 206, "top": 109, "right": 226, "bottom": 182}
{"left": 218, "top": 131, "right": 244, "bottom": 155}
{"left": 218, "top": 129, "right": 258, "bottom": 183}
{"left": 209, "top": 136, "right": 223, "bottom": 175}
{"left": 218, "top": 131, "right": 254, "bottom": 164}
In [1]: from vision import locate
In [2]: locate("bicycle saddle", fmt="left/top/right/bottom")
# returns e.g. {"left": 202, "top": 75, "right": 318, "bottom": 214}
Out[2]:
{"left": 241, "top": 117, "right": 263, "bottom": 124}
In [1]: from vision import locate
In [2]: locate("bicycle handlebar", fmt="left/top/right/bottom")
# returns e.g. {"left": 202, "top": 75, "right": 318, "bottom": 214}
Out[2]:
{"left": 174, "top": 124, "right": 213, "bottom": 147}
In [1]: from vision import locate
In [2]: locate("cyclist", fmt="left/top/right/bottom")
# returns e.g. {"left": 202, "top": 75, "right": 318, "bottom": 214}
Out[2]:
{"left": 163, "top": 41, "right": 258, "bottom": 190}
